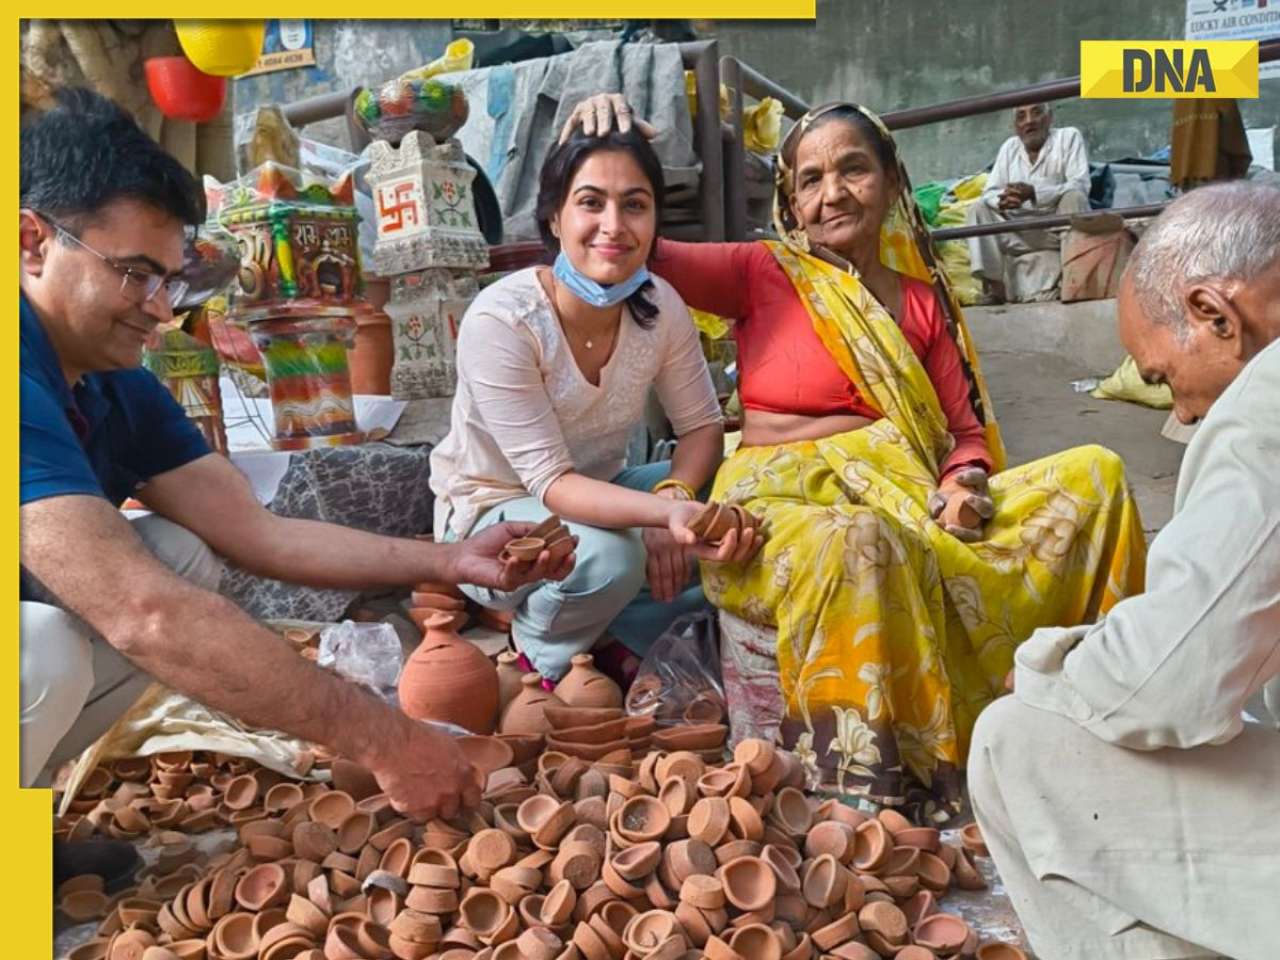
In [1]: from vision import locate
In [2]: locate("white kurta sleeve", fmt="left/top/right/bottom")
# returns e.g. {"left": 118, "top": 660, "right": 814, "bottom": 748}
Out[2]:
{"left": 1014, "top": 349, "right": 1280, "bottom": 750}
{"left": 1034, "top": 128, "right": 1091, "bottom": 209}
{"left": 981, "top": 139, "right": 1014, "bottom": 204}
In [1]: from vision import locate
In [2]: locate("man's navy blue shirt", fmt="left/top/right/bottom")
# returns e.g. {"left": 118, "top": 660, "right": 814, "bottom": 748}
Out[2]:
{"left": 20, "top": 293, "right": 210, "bottom": 510}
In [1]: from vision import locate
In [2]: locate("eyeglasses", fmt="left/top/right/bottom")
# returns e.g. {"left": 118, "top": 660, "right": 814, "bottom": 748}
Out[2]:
{"left": 39, "top": 214, "right": 189, "bottom": 308}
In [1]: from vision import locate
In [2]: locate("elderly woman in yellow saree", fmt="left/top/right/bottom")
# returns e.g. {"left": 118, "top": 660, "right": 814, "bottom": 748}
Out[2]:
{"left": 563, "top": 97, "right": 1147, "bottom": 820}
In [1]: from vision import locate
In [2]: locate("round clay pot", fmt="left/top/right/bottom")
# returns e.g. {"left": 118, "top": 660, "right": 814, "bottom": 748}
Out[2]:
{"left": 308, "top": 791, "right": 356, "bottom": 830}
{"left": 499, "top": 674, "right": 565, "bottom": 736}
{"left": 399, "top": 613, "right": 500, "bottom": 734}
{"left": 769, "top": 786, "right": 813, "bottom": 836}
{"left": 222, "top": 774, "right": 259, "bottom": 811}
{"left": 851, "top": 818, "right": 892, "bottom": 872}
{"left": 544, "top": 705, "right": 623, "bottom": 729}
{"left": 976, "top": 944, "right": 1029, "bottom": 960}
{"left": 349, "top": 298, "right": 393, "bottom": 395}
{"left": 211, "top": 912, "right": 256, "bottom": 960}
{"left": 961, "top": 822, "right": 990, "bottom": 857}
{"left": 410, "top": 591, "right": 466, "bottom": 612}
{"left": 502, "top": 537, "right": 546, "bottom": 563}
{"left": 460, "top": 888, "right": 511, "bottom": 937}
{"left": 554, "top": 654, "right": 624, "bottom": 709}
{"left": 495, "top": 652, "right": 526, "bottom": 711}
{"left": 651, "top": 723, "right": 728, "bottom": 752}
{"left": 456, "top": 735, "right": 515, "bottom": 776}
{"left": 235, "top": 863, "right": 288, "bottom": 911}
{"left": 719, "top": 856, "right": 776, "bottom": 912}
{"left": 914, "top": 913, "right": 973, "bottom": 954}
{"left": 616, "top": 796, "right": 671, "bottom": 843}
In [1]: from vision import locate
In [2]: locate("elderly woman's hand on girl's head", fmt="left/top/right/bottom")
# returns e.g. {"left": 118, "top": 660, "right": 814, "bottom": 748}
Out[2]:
{"left": 560, "top": 94, "right": 659, "bottom": 144}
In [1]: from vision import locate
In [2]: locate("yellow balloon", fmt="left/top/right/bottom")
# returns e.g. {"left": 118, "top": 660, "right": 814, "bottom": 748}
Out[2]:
{"left": 175, "top": 20, "right": 267, "bottom": 77}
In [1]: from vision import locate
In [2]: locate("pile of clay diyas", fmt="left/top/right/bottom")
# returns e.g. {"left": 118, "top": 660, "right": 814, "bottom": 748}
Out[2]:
{"left": 60, "top": 735, "right": 1028, "bottom": 960}
{"left": 685, "top": 501, "right": 763, "bottom": 546}
{"left": 500, "top": 516, "right": 575, "bottom": 569}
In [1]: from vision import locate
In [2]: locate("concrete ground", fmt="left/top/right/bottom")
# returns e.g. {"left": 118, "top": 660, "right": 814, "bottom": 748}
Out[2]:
{"left": 967, "top": 299, "right": 1185, "bottom": 536}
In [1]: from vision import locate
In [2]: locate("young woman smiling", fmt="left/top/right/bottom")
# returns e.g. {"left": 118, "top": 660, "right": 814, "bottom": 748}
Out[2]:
{"left": 430, "top": 128, "right": 758, "bottom": 686}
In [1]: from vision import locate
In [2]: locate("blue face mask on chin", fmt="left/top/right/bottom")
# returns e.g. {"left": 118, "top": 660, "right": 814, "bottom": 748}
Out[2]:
{"left": 553, "top": 250, "right": 652, "bottom": 309}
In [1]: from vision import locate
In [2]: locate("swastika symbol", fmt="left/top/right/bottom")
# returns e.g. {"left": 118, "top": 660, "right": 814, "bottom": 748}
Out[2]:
{"left": 378, "top": 182, "right": 420, "bottom": 233}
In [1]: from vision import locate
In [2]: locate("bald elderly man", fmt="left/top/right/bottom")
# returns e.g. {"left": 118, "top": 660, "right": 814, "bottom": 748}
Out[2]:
{"left": 968, "top": 181, "right": 1280, "bottom": 960}
{"left": 966, "top": 102, "right": 1091, "bottom": 303}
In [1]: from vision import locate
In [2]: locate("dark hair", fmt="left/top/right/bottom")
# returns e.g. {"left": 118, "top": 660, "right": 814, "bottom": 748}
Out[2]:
{"left": 535, "top": 127, "right": 665, "bottom": 326}
{"left": 20, "top": 87, "right": 205, "bottom": 235}
{"left": 783, "top": 105, "right": 898, "bottom": 181}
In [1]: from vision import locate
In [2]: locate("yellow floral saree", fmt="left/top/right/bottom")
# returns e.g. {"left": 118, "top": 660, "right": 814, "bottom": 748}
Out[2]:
{"left": 705, "top": 105, "right": 1146, "bottom": 820}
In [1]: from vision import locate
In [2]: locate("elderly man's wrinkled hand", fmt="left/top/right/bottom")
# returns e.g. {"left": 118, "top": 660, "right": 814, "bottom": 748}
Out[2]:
{"left": 369, "top": 722, "right": 482, "bottom": 822}
{"left": 559, "top": 94, "right": 659, "bottom": 144}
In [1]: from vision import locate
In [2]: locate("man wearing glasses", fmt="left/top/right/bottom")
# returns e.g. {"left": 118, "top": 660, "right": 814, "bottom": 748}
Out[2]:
{"left": 20, "top": 89, "right": 574, "bottom": 885}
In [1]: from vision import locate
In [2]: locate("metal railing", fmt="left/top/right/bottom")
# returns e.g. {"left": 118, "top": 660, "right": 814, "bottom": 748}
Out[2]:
{"left": 720, "top": 37, "right": 1280, "bottom": 241}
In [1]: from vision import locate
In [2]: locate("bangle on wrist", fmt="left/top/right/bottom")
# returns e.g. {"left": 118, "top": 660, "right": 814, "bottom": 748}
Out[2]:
{"left": 652, "top": 478, "right": 696, "bottom": 501}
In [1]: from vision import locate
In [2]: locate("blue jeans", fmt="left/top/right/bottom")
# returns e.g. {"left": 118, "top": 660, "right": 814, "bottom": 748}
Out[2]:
{"left": 449, "top": 461, "right": 709, "bottom": 681}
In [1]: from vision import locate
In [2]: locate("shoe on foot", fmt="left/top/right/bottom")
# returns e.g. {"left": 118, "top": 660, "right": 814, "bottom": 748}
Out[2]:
{"left": 54, "top": 837, "right": 141, "bottom": 894}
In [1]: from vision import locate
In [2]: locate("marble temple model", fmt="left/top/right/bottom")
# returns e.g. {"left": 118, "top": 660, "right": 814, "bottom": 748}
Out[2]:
{"left": 207, "top": 163, "right": 365, "bottom": 449}
{"left": 365, "top": 128, "right": 490, "bottom": 401}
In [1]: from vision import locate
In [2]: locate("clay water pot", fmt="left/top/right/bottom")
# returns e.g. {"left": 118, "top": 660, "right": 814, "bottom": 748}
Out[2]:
{"left": 554, "top": 654, "right": 624, "bottom": 709}
{"left": 499, "top": 673, "right": 565, "bottom": 736}
{"left": 408, "top": 607, "right": 467, "bottom": 633}
{"left": 976, "top": 944, "right": 1029, "bottom": 960}
{"left": 914, "top": 913, "right": 973, "bottom": 954}
{"left": 495, "top": 652, "right": 525, "bottom": 711}
{"left": 399, "top": 611, "right": 500, "bottom": 734}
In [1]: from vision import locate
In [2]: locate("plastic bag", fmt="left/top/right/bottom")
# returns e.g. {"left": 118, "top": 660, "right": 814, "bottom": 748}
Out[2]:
{"left": 743, "top": 97, "right": 783, "bottom": 155}
{"left": 317, "top": 620, "right": 403, "bottom": 702}
{"left": 625, "top": 611, "right": 726, "bottom": 727}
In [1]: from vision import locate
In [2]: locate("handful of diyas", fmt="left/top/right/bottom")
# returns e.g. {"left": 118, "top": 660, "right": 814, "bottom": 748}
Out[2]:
{"left": 501, "top": 516, "right": 576, "bottom": 568}
{"left": 685, "top": 501, "right": 763, "bottom": 546}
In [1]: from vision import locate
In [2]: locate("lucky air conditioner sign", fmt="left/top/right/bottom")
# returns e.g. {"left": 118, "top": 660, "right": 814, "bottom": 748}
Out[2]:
{"left": 1187, "top": 0, "right": 1280, "bottom": 79}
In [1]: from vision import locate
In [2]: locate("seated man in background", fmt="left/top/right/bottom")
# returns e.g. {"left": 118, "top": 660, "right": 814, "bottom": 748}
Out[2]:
{"left": 21, "top": 89, "right": 573, "bottom": 884}
{"left": 969, "top": 180, "right": 1280, "bottom": 960}
{"left": 966, "top": 102, "right": 1091, "bottom": 303}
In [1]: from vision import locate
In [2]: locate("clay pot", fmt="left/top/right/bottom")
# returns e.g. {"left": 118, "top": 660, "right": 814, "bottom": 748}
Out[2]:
{"left": 719, "top": 856, "right": 776, "bottom": 912}
{"left": 615, "top": 796, "right": 671, "bottom": 843}
{"left": 651, "top": 724, "right": 728, "bottom": 752}
{"left": 409, "top": 607, "right": 468, "bottom": 633}
{"left": 456, "top": 735, "right": 515, "bottom": 776}
{"left": 914, "top": 912, "right": 973, "bottom": 954}
{"left": 410, "top": 591, "right": 466, "bottom": 612}
{"left": 554, "top": 654, "right": 624, "bottom": 709}
{"left": 961, "top": 822, "right": 990, "bottom": 857}
{"left": 547, "top": 717, "right": 630, "bottom": 746}
{"left": 235, "top": 863, "right": 288, "bottom": 911}
{"left": 544, "top": 705, "right": 624, "bottom": 729}
{"left": 502, "top": 537, "right": 546, "bottom": 563}
{"left": 349, "top": 296, "right": 393, "bottom": 396}
{"left": 851, "top": 818, "right": 892, "bottom": 872}
{"left": 499, "top": 674, "right": 565, "bottom": 736}
{"left": 940, "top": 494, "right": 982, "bottom": 532}
{"left": 976, "top": 944, "right": 1029, "bottom": 960}
{"left": 398, "top": 611, "right": 500, "bottom": 734}
{"left": 495, "top": 652, "right": 525, "bottom": 711}
{"left": 211, "top": 912, "right": 256, "bottom": 960}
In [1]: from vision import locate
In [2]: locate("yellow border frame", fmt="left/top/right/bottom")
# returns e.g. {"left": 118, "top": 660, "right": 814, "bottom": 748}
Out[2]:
{"left": 11, "top": 11, "right": 813, "bottom": 956}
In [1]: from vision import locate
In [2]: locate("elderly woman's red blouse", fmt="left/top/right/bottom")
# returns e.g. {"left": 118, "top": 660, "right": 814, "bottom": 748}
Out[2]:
{"left": 653, "top": 239, "right": 993, "bottom": 478}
